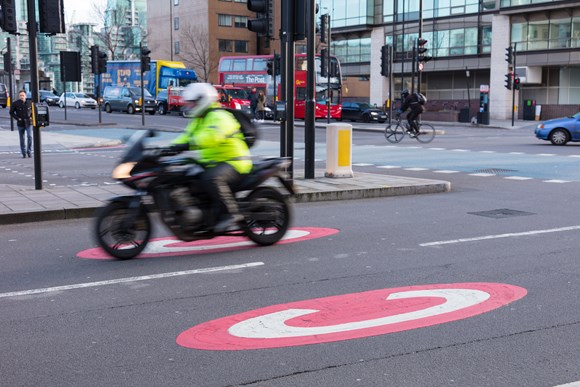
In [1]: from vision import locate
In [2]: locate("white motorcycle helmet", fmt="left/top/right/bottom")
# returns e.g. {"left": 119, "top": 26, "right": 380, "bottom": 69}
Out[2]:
{"left": 182, "top": 83, "right": 218, "bottom": 118}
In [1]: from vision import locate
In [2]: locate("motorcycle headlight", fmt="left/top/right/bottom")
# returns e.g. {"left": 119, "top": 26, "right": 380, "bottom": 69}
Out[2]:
{"left": 112, "top": 162, "right": 136, "bottom": 179}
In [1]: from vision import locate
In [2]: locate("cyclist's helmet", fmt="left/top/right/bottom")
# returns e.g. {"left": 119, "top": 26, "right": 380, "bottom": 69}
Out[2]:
{"left": 401, "top": 89, "right": 410, "bottom": 99}
{"left": 182, "top": 83, "right": 218, "bottom": 118}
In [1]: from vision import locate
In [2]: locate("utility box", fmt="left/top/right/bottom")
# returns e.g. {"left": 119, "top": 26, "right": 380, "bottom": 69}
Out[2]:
{"left": 325, "top": 123, "right": 353, "bottom": 178}
{"left": 459, "top": 108, "right": 470, "bottom": 123}
{"left": 523, "top": 99, "right": 536, "bottom": 120}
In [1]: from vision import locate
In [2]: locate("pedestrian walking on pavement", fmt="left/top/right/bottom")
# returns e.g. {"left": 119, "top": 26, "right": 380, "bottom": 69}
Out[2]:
{"left": 249, "top": 87, "right": 258, "bottom": 121}
{"left": 9, "top": 90, "right": 33, "bottom": 158}
{"left": 256, "top": 90, "right": 266, "bottom": 122}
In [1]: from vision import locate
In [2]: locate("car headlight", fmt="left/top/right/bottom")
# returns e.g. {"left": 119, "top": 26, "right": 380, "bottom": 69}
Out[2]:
{"left": 112, "top": 162, "right": 136, "bottom": 179}
{"left": 234, "top": 102, "right": 241, "bottom": 109}
{"left": 537, "top": 124, "right": 544, "bottom": 129}
{"left": 371, "top": 112, "right": 378, "bottom": 115}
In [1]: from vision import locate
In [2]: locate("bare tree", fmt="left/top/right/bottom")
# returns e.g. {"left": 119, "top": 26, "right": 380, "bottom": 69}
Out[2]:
{"left": 89, "top": 0, "right": 147, "bottom": 60}
{"left": 177, "top": 24, "right": 220, "bottom": 83}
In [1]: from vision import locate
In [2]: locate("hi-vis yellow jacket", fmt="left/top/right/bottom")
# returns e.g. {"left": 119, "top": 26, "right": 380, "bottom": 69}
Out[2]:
{"left": 172, "top": 103, "right": 252, "bottom": 174}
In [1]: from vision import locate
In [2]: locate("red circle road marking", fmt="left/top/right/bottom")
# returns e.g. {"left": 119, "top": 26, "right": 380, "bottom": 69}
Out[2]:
{"left": 176, "top": 282, "right": 527, "bottom": 350}
{"left": 77, "top": 227, "right": 339, "bottom": 259}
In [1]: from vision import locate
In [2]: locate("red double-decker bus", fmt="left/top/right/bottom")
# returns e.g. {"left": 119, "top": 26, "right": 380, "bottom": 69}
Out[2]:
{"left": 217, "top": 53, "right": 342, "bottom": 119}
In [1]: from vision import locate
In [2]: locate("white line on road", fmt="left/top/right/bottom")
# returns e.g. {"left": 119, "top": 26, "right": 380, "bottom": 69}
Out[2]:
{"left": 544, "top": 180, "right": 571, "bottom": 183}
{"left": 554, "top": 382, "right": 580, "bottom": 387}
{"left": 504, "top": 176, "right": 533, "bottom": 180}
{"left": 0, "top": 262, "right": 265, "bottom": 299}
{"left": 420, "top": 225, "right": 580, "bottom": 247}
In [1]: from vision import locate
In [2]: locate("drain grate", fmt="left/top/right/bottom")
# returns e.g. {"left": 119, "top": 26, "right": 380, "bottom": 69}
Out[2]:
{"left": 468, "top": 208, "right": 535, "bottom": 219}
{"left": 473, "top": 168, "right": 518, "bottom": 174}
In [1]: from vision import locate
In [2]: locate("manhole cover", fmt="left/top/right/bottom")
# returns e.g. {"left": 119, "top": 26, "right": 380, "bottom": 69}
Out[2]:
{"left": 473, "top": 168, "right": 518, "bottom": 174}
{"left": 468, "top": 208, "right": 535, "bottom": 219}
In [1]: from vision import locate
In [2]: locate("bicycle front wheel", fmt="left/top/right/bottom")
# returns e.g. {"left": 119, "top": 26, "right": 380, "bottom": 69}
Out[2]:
{"left": 384, "top": 123, "right": 406, "bottom": 143}
{"left": 415, "top": 123, "right": 435, "bottom": 143}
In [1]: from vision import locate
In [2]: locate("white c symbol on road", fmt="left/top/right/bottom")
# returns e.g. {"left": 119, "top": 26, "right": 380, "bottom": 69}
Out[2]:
{"left": 228, "top": 289, "right": 491, "bottom": 338}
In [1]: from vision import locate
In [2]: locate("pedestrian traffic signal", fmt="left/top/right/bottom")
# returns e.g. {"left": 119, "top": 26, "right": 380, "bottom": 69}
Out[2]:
{"left": 90, "top": 45, "right": 99, "bottom": 74}
{"left": 3, "top": 52, "right": 10, "bottom": 72}
{"left": 0, "top": 0, "right": 17, "bottom": 34}
{"left": 504, "top": 73, "right": 512, "bottom": 90}
{"left": 505, "top": 46, "right": 513, "bottom": 64}
{"left": 320, "top": 49, "right": 328, "bottom": 77}
{"left": 380, "top": 45, "right": 389, "bottom": 77}
{"left": 320, "top": 14, "right": 329, "bottom": 43}
{"left": 97, "top": 51, "right": 108, "bottom": 74}
{"left": 417, "top": 38, "right": 432, "bottom": 64}
{"left": 513, "top": 76, "right": 520, "bottom": 90}
{"left": 247, "top": 0, "right": 273, "bottom": 38}
{"left": 141, "top": 47, "right": 151, "bottom": 73}
{"left": 38, "top": 0, "right": 65, "bottom": 34}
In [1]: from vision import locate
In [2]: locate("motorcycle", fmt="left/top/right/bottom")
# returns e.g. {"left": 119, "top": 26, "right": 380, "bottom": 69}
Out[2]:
{"left": 94, "top": 129, "right": 295, "bottom": 260}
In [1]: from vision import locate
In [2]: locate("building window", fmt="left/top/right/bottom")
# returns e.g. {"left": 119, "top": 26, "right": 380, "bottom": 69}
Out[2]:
{"left": 174, "top": 17, "right": 179, "bottom": 30}
{"left": 219, "top": 39, "right": 233, "bottom": 52}
{"left": 235, "top": 40, "right": 248, "bottom": 53}
{"left": 218, "top": 14, "right": 232, "bottom": 27}
{"left": 175, "top": 41, "right": 180, "bottom": 54}
{"left": 234, "top": 16, "right": 248, "bottom": 28}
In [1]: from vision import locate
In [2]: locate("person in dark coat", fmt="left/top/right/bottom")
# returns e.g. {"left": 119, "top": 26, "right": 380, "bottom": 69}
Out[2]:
{"left": 398, "top": 89, "right": 426, "bottom": 137}
{"left": 9, "top": 90, "right": 33, "bottom": 158}
{"left": 249, "top": 87, "right": 258, "bottom": 120}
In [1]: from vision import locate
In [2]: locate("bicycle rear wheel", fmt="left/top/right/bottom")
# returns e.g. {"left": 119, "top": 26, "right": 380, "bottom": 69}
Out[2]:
{"left": 415, "top": 123, "right": 435, "bottom": 143}
{"left": 384, "top": 123, "right": 406, "bottom": 143}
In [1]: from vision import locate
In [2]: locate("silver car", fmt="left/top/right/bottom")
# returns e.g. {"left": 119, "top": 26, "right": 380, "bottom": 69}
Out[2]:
{"left": 58, "top": 92, "right": 98, "bottom": 109}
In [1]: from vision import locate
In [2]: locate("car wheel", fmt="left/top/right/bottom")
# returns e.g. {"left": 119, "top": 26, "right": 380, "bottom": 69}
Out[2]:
{"left": 148, "top": 110, "right": 156, "bottom": 115}
{"left": 378, "top": 120, "right": 385, "bottom": 124}
{"left": 549, "top": 129, "right": 569, "bottom": 146}
{"left": 104, "top": 104, "right": 112, "bottom": 113}
{"left": 158, "top": 104, "right": 167, "bottom": 115}
{"left": 362, "top": 114, "right": 371, "bottom": 123}
{"left": 127, "top": 105, "right": 135, "bottom": 114}
{"left": 75, "top": 102, "right": 81, "bottom": 109}
{"left": 59, "top": 102, "right": 64, "bottom": 108}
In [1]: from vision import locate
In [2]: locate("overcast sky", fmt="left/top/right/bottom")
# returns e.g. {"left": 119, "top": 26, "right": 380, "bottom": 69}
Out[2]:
{"left": 63, "top": 0, "right": 107, "bottom": 25}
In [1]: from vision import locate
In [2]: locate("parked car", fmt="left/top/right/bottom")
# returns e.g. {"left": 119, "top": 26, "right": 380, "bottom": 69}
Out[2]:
{"left": 0, "top": 83, "right": 8, "bottom": 108}
{"left": 340, "top": 102, "right": 388, "bottom": 123}
{"left": 535, "top": 112, "right": 580, "bottom": 145}
{"left": 102, "top": 85, "right": 156, "bottom": 115}
{"left": 58, "top": 92, "right": 98, "bottom": 109}
{"left": 39, "top": 90, "right": 59, "bottom": 106}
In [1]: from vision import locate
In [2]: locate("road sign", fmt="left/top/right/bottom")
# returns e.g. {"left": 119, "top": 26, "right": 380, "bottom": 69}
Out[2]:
{"left": 177, "top": 282, "right": 527, "bottom": 350}
{"left": 77, "top": 227, "right": 339, "bottom": 259}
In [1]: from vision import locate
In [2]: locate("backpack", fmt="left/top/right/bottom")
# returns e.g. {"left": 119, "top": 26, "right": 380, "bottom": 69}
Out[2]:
{"left": 416, "top": 92, "right": 427, "bottom": 105}
{"left": 212, "top": 108, "right": 259, "bottom": 148}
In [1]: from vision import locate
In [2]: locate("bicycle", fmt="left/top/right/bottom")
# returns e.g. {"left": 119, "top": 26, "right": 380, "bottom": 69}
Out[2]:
{"left": 384, "top": 115, "right": 435, "bottom": 144}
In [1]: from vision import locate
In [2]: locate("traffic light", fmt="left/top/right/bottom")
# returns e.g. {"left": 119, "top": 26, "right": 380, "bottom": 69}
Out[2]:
{"left": 274, "top": 53, "right": 281, "bottom": 75}
{"left": 3, "top": 52, "right": 10, "bottom": 72}
{"left": 417, "top": 38, "right": 432, "bottom": 64}
{"left": 320, "top": 14, "right": 329, "bottom": 43}
{"left": 247, "top": 0, "right": 273, "bottom": 38}
{"left": 320, "top": 49, "right": 328, "bottom": 77}
{"left": 380, "top": 45, "right": 389, "bottom": 77}
{"left": 513, "top": 76, "right": 521, "bottom": 90}
{"left": 504, "top": 73, "right": 512, "bottom": 90}
{"left": 266, "top": 59, "right": 273, "bottom": 75}
{"left": 39, "top": 0, "right": 65, "bottom": 34}
{"left": 90, "top": 45, "right": 99, "bottom": 74}
{"left": 141, "top": 47, "right": 151, "bottom": 73}
{"left": 97, "top": 51, "right": 108, "bottom": 74}
{"left": 505, "top": 46, "right": 513, "bottom": 64}
{"left": 0, "top": 0, "right": 17, "bottom": 34}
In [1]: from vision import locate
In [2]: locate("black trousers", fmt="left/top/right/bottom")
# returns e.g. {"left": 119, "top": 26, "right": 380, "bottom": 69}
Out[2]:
{"left": 406, "top": 107, "right": 423, "bottom": 131}
{"left": 200, "top": 163, "right": 243, "bottom": 224}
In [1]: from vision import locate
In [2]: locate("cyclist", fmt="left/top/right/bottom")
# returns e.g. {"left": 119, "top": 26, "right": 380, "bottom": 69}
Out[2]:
{"left": 398, "top": 89, "right": 426, "bottom": 137}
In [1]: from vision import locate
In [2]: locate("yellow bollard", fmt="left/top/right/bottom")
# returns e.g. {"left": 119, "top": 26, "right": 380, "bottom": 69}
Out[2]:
{"left": 325, "top": 123, "right": 353, "bottom": 178}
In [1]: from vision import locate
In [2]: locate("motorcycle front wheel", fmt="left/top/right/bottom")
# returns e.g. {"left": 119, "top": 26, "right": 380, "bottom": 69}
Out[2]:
{"left": 242, "top": 187, "right": 291, "bottom": 246}
{"left": 94, "top": 201, "right": 152, "bottom": 260}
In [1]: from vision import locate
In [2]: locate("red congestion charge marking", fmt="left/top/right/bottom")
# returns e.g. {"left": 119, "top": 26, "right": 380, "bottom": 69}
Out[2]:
{"left": 77, "top": 227, "right": 339, "bottom": 259}
{"left": 176, "top": 282, "right": 527, "bottom": 351}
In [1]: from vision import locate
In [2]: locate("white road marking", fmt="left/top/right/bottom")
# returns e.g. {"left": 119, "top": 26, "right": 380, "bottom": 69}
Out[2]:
{"left": 404, "top": 167, "right": 428, "bottom": 171}
{"left": 544, "top": 180, "right": 571, "bottom": 183}
{"left": 554, "top": 381, "right": 580, "bottom": 387}
{"left": 428, "top": 148, "right": 446, "bottom": 151}
{"left": 469, "top": 173, "right": 496, "bottom": 177}
{"left": 504, "top": 176, "right": 533, "bottom": 180}
{"left": 353, "top": 163, "right": 374, "bottom": 166}
{"left": 377, "top": 165, "right": 401, "bottom": 169}
{"left": 433, "top": 170, "right": 460, "bottom": 174}
{"left": 479, "top": 150, "right": 496, "bottom": 153}
{"left": 538, "top": 153, "right": 556, "bottom": 157}
{"left": 420, "top": 225, "right": 580, "bottom": 247}
{"left": 568, "top": 155, "right": 580, "bottom": 158}
{"left": 0, "top": 262, "right": 264, "bottom": 299}
{"left": 451, "top": 149, "right": 469, "bottom": 152}
{"left": 509, "top": 152, "right": 524, "bottom": 155}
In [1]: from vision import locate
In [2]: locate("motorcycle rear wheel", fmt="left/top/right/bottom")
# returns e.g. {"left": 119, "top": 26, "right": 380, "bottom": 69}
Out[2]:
{"left": 242, "top": 187, "right": 291, "bottom": 246}
{"left": 94, "top": 201, "right": 152, "bottom": 260}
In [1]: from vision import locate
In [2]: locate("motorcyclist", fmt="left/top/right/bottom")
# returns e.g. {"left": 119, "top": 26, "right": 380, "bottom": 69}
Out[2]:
{"left": 398, "top": 89, "right": 425, "bottom": 137}
{"left": 172, "top": 83, "right": 253, "bottom": 232}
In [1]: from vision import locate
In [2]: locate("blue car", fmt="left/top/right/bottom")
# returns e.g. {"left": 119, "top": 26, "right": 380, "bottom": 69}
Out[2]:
{"left": 535, "top": 112, "right": 580, "bottom": 145}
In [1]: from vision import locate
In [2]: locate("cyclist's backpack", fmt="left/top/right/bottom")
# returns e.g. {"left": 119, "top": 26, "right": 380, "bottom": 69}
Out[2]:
{"left": 416, "top": 92, "right": 427, "bottom": 105}
{"left": 214, "top": 108, "right": 259, "bottom": 148}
